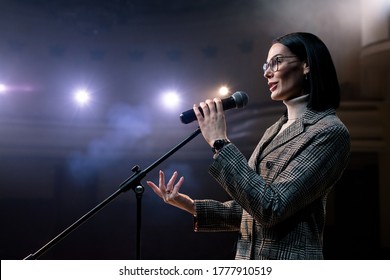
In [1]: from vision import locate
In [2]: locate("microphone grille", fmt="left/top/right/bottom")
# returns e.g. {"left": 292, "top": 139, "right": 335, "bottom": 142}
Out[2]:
{"left": 232, "top": 91, "right": 249, "bottom": 108}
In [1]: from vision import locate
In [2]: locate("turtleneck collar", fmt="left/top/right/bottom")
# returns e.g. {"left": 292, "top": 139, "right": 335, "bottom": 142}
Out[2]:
{"left": 283, "top": 94, "right": 309, "bottom": 120}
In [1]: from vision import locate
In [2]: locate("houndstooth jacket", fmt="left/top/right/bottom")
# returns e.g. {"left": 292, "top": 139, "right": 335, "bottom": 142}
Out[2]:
{"left": 194, "top": 108, "right": 350, "bottom": 260}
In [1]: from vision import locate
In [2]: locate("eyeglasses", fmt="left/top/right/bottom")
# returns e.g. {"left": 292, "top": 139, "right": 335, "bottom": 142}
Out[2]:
{"left": 262, "top": 55, "right": 298, "bottom": 73}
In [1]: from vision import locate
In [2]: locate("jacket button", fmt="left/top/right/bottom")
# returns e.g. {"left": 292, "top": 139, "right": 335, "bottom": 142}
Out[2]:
{"left": 266, "top": 161, "right": 274, "bottom": 169}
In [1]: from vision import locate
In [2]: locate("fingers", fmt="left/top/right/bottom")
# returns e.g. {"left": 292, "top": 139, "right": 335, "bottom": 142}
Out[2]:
{"left": 193, "top": 97, "right": 227, "bottom": 148}
{"left": 166, "top": 171, "right": 184, "bottom": 194}
{"left": 166, "top": 171, "right": 178, "bottom": 194}
{"left": 214, "top": 97, "right": 223, "bottom": 112}
{"left": 171, "top": 175, "right": 184, "bottom": 196}
{"left": 193, "top": 98, "right": 220, "bottom": 122}
{"left": 159, "top": 170, "right": 166, "bottom": 192}
{"left": 146, "top": 170, "right": 168, "bottom": 196}
{"left": 193, "top": 103, "right": 207, "bottom": 122}
{"left": 146, "top": 180, "right": 163, "bottom": 198}
{"left": 205, "top": 99, "right": 217, "bottom": 115}
{"left": 146, "top": 171, "right": 184, "bottom": 201}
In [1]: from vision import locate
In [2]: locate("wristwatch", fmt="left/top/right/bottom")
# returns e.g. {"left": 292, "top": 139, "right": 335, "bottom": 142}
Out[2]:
{"left": 212, "top": 139, "right": 230, "bottom": 154}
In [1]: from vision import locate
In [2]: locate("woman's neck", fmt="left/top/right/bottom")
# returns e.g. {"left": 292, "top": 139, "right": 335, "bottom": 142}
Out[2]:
{"left": 283, "top": 94, "right": 309, "bottom": 120}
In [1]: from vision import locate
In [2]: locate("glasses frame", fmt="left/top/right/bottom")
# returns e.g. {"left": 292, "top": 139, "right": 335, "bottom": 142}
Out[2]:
{"left": 262, "top": 55, "right": 298, "bottom": 73}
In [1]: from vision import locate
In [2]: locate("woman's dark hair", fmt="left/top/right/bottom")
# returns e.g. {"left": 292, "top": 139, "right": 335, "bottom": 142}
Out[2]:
{"left": 274, "top": 32, "right": 340, "bottom": 110}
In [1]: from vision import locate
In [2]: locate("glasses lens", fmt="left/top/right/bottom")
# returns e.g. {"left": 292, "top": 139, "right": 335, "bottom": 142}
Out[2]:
{"left": 263, "top": 57, "right": 278, "bottom": 73}
{"left": 270, "top": 57, "right": 278, "bottom": 72}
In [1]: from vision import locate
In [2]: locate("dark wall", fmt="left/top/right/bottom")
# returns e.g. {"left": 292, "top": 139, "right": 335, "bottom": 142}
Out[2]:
{"left": 324, "top": 152, "right": 384, "bottom": 260}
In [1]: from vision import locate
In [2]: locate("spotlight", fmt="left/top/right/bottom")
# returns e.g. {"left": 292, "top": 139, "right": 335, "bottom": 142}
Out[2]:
{"left": 74, "top": 89, "right": 91, "bottom": 106}
{"left": 161, "top": 91, "right": 180, "bottom": 109}
{"left": 219, "top": 86, "right": 229, "bottom": 96}
{"left": 0, "top": 84, "right": 6, "bottom": 94}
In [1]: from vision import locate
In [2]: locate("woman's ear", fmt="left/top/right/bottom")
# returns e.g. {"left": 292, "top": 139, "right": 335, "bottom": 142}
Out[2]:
{"left": 303, "top": 61, "right": 310, "bottom": 75}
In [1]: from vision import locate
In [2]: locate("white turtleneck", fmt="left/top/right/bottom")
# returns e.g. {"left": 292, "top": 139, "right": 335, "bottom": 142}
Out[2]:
{"left": 277, "top": 94, "right": 309, "bottom": 135}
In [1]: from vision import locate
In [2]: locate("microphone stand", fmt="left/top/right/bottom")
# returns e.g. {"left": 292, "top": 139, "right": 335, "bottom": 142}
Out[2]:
{"left": 24, "top": 127, "right": 201, "bottom": 260}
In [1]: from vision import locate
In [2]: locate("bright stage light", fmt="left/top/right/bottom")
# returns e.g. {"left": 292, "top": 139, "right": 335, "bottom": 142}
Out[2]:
{"left": 219, "top": 86, "right": 229, "bottom": 96}
{"left": 74, "top": 89, "right": 91, "bottom": 106}
{"left": 0, "top": 84, "right": 6, "bottom": 94}
{"left": 161, "top": 91, "right": 180, "bottom": 109}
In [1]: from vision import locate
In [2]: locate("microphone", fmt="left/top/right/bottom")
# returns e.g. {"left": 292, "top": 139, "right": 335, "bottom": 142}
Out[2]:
{"left": 179, "top": 91, "right": 249, "bottom": 124}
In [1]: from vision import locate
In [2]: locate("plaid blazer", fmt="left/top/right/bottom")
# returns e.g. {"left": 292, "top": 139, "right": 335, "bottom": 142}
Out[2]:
{"left": 194, "top": 108, "right": 350, "bottom": 259}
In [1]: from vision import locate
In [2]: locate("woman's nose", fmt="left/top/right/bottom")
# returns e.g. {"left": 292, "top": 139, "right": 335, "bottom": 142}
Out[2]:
{"left": 263, "top": 68, "right": 273, "bottom": 79}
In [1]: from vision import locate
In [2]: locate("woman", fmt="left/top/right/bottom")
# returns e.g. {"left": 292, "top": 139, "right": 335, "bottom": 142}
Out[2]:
{"left": 146, "top": 32, "right": 350, "bottom": 260}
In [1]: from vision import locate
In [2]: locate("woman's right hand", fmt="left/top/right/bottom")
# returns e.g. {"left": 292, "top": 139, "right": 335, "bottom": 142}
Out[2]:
{"left": 146, "top": 170, "right": 196, "bottom": 215}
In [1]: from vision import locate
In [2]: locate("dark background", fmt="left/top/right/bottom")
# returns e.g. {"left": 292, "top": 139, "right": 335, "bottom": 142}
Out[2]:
{"left": 0, "top": 0, "right": 389, "bottom": 260}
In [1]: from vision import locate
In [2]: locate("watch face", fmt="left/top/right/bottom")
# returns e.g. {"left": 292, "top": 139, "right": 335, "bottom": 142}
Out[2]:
{"left": 212, "top": 139, "right": 230, "bottom": 154}
{"left": 213, "top": 139, "right": 228, "bottom": 150}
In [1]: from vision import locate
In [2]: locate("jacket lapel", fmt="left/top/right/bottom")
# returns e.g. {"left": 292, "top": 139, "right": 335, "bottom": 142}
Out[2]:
{"left": 255, "top": 108, "right": 336, "bottom": 163}
{"left": 248, "top": 115, "right": 286, "bottom": 169}
{"left": 259, "top": 119, "right": 305, "bottom": 161}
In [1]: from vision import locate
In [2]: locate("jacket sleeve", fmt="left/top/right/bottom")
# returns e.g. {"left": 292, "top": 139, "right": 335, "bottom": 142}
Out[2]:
{"left": 193, "top": 199, "right": 242, "bottom": 232}
{"left": 208, "top": 122, "right": 350, "bottom": 228}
